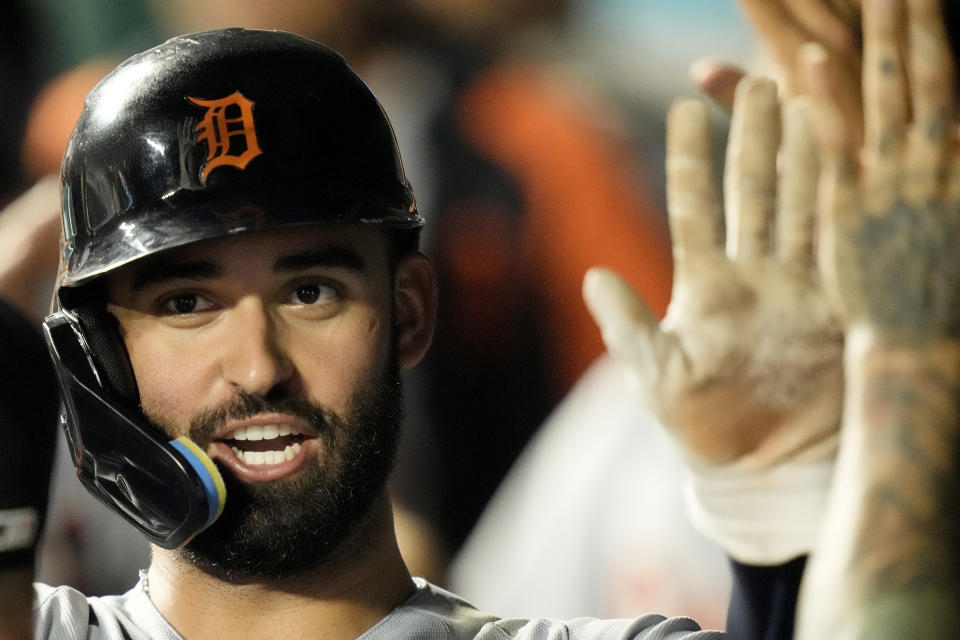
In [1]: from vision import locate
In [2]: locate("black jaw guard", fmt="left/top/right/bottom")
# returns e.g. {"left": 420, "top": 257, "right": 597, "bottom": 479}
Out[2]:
{"left": 42, "top": 309, "right": 225, "bottom": 549}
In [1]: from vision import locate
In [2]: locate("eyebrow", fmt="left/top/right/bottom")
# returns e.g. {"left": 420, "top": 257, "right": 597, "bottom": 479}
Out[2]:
{"left": 130, "top": 260, "right": 222, "bottom": 292}
{"left": 273, "top": 246, "right": 367, "bottom": 274}
{"left": 129, "top": 246, "right": 367, "bottom": 292}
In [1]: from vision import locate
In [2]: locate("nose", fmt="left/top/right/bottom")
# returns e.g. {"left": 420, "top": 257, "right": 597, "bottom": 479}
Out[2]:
{"left": 218, "top": 296, "right": 294, "bottom": 396}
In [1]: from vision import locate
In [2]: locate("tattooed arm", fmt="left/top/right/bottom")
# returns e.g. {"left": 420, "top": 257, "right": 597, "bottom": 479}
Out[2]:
{"left": 797, "top": 0, "right": 960, "bottom": 637}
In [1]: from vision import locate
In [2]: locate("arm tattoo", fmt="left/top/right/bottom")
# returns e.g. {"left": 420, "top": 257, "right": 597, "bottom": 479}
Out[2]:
{"left": 836, "top": 359, "right": 960, "bottom": 638}
{"left": 852, "top": 200, "right": 960, "bottom": 339}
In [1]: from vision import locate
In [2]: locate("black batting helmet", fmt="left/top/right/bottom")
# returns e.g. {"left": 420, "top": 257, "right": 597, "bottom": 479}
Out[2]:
{"left": 58, "top": 27, "right": 421, "bottom": 293}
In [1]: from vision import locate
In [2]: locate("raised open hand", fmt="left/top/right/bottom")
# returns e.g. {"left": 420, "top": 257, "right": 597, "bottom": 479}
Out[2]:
{"left": 806, "top": 0, "right": 960, "bottom": 338}
{"left": 584, "top": 77, "right": 842, "bottom": 563}
{"left": 586, "top": 78, "right": 841, "bottom": 468}
{"left": 796, "top": 0, "right": 960, "bottom": 637}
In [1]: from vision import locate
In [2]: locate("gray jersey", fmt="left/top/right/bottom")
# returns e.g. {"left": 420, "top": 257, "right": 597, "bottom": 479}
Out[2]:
{"left": 34, "top": 578, "right": 724, "bottom": 639}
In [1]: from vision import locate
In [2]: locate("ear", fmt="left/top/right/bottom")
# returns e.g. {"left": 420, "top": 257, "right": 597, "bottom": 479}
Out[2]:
{"left": 394, "top": 252, "right": 437, "bottom": 370}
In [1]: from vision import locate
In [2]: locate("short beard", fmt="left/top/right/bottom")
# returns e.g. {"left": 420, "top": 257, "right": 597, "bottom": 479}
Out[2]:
{"left": 154, "top": 357, "right": 403, "bottom": 582}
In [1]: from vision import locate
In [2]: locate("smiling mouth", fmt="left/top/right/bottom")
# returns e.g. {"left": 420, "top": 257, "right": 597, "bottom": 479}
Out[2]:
{"left": 221, "top": 424, "right": 312, "bottom": 466}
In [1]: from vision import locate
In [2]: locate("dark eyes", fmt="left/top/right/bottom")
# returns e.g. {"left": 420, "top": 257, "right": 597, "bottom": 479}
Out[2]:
{"left": 160, "top": 293, "right": 214, "bottom": 315}
{"left": 287, "top": 283, "right": 338, "bottom": 306}
{"left": 293, "top": 284, "right": 321, "bottom": 305}
{"left": 158, "top": 282, "right": 338, "bottom": 316}
{"left": 171, "top": 295, "right": 196, "bottom": 313}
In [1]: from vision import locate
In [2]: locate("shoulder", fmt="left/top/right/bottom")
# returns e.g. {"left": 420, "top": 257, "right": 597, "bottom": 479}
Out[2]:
{"left": 33, "top": 582, "right": 179, "bottom": 640}
{"left": 34, "top": 583, "right": 92, "bottom": 638}
{"left": 494, "top": 615, "right": 725, "bottom": 640}
{"left": 364, "top": 580, "right": 725, "bottom": 640}
{"left": 363, "top": 579, "right": 499, "bottom": 639}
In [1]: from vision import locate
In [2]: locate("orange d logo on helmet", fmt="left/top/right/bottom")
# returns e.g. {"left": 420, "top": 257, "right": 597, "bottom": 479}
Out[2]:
{"left": 188, "top": 90, "right": 262, "bottom": 183}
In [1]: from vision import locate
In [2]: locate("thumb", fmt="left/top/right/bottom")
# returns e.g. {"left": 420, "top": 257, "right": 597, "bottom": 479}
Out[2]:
{"left": 583, "top": 267, "right": 660, "bottom": 365}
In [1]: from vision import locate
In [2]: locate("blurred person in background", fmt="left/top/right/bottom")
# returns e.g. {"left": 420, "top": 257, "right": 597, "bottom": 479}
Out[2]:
{"left": 374, "top": 0, "right": 676, "bottom": 559}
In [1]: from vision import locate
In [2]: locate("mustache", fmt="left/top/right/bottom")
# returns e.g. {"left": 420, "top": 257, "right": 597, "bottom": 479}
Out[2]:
{"left": 187, "top": 391, "right": 336, "bottom": 448}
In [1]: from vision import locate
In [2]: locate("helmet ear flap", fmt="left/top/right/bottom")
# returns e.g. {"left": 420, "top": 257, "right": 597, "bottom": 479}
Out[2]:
{"left": 43, "top": 307, "right": 226, "bottom": 548}
{"left": 71, "top": 304, "right": 139, "bottom": 407}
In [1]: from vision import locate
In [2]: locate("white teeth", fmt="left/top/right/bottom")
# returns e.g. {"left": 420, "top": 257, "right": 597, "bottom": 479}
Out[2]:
{"left": 232, "top": 442, "right": 303, "bottom": 466}
{"left": 228, "top": 424, "right": 304, "bottom": 442}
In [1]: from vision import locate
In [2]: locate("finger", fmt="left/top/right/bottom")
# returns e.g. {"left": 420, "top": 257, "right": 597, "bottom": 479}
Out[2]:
{"left": 666, "top": 98, "right": 722, "bottom": 274}
{"left": 583, "top": 267, "right": 661, "bottom": 368}
{"left": 861, "top": 0, "right": 908, "bottom": 205}
{"left": 803, "top": 45, "right": 859, "bottom": 218}
{"left": 776, "top": 97, "right": 819, "bottom": 270}
{"left": 803, "top": 43, "right": 860, "bottom": 311}
{"left": 825, "top": 47, "right": 867, "bottom": 152}
{"left": 776, "top": 1, "right": 865, "bottom": 151}
{"left": 690, "top": 58, "right": 746, "bottom": 113}
{"left": 785, "top": 0, "right": 862, "bottom": 57}
{"left": 737, "top": 0, "right": 812, "bottom": 96}
{"left": 903, "top": 0, "right": 955, "bottom": 205}
{"left": 724, "top": 77, "right": 780, "bottom": 261}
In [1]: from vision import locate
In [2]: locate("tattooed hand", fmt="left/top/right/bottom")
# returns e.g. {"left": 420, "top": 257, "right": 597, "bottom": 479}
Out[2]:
{"left": 584, "top": 78, "right": 842, "bottom": 562}
{"left": 807, "top": 0, "right": 960, "bottom": 339}
{"left": 796, "top": 0, "right": 960, "bottom": 637}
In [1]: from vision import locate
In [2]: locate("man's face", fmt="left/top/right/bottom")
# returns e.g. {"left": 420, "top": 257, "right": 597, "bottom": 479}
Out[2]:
{"left": 105, "top": 225, "right": 411, "bottom": 579}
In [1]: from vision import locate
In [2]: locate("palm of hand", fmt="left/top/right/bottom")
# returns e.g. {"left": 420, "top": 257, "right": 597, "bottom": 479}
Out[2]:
{"left": 657, "top": 253, "right": 842, "bottom": 465}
